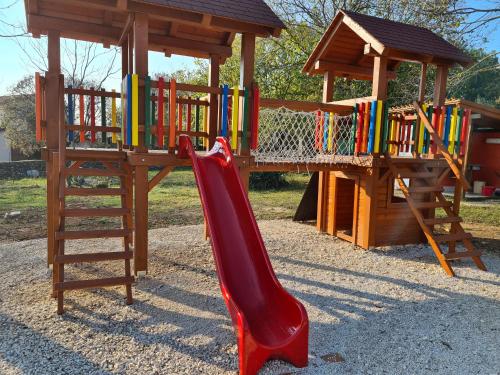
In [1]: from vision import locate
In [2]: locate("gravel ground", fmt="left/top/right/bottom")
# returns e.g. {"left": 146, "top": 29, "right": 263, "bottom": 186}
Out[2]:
{"left": 0, "top": 220, "right": 499, "bottom": 375}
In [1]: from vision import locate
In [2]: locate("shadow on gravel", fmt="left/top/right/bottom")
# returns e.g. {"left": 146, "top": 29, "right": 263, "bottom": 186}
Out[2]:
{"left": 0, "top": 312, "right": 112, "bottom": 374}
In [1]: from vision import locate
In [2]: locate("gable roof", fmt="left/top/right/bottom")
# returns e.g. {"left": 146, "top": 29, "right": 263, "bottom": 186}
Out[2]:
{"left": 140, "top": 0, "right": 285, "bottom": 30}
{"left": 303, "top": 10, "right": 471, "bottom": 76}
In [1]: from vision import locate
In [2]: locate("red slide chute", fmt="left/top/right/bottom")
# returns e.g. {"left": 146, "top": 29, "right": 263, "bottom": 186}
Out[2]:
{"left": 179, "top": 135, "right": 308, "bottom": 375}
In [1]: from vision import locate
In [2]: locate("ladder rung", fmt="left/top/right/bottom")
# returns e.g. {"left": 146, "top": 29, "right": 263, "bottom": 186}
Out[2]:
{"left": 424, "top": 216, "right": 462, "bottom": 225}
{"left": 443, "top": 250, "right": 482, "bottom": 260}
{"left": 54, "top": 276, "right": 134, "bottom": 291}
{"left": 398, "top": 171, "right": 436, "bottom": 179}
{"left": 61, "top": 208, "right": 130, "bottom": 217}
{"left": 434, "top": 232, "right": 472, "bottom": 243}
{"left": 54, "top": 251, "right": 133, "bottom": 264}
{"left": 63, "top": 168, "right": 126, "bottom": 177}
{"left": 64, "top": 188, "right": 127, "bottom": 196}
{"left": 413, "top": 201, "right": 453, "bottom": 209}
{"left": 408, "top": 186, "right": 444, "bottom": 193}
{"left": 55, "top": 229, "right": 132, "bottom": 240}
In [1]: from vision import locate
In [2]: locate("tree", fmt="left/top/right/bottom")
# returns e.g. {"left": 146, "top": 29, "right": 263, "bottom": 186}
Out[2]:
{"left": 0, "top": 76, "right": 38, "bottom": 157}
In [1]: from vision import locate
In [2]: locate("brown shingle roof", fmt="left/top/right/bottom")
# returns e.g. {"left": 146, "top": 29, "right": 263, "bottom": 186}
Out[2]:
{"left": 342, "top": 10, "right": 471, "bottom": 65}
{"left": 139, "top": 0, "right": 285, "bottom": 30}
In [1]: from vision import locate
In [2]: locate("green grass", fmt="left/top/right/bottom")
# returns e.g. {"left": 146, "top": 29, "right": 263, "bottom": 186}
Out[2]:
{"left": 0, "top": 172, "right": 498, "bottom": 242}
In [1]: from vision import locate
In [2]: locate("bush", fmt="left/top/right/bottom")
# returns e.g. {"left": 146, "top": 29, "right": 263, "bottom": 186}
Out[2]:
{"left": 249, "top": 172, "right": 289, "bottom": 190}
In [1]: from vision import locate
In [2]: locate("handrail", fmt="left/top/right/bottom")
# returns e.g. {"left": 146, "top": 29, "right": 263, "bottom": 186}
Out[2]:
{"left": 260, "top": 98, "right": 352, "bottom": 114}
{"left": 413, "top": 101, "right": 471, "bottom": 190}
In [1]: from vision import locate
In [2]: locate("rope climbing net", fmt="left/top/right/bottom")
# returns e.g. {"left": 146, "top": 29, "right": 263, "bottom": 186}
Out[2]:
{"left": 252, "top": 107, "right": 372, "bottom": 166}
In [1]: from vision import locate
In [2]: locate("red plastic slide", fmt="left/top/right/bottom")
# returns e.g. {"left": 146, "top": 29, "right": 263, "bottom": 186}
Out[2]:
{"left": 179, "top": 136, "right": 308, "bottom": 375}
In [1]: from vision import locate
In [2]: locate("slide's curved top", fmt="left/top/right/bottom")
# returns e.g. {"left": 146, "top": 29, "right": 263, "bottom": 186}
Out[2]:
{"left": 179, "top": 136, "right": 308, "bottom": 375}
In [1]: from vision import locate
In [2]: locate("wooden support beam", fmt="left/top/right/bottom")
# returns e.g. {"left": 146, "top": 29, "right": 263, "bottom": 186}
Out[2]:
{"left": 121, "top": 39, "right": 128, "bottom": 79}
{"left": 118, "top": 13, "right": 134, "bottom": 46}
{"left": 418, "top": 63, "right": 427, "bottom": 103}
{"left": 208, "top": 54, "right": 220, "bottom": 148}
{"left": 372, "top": 56, "right": 388, "bottom": 100}
{"left": 433, "top": 65, "right": 449, "bottom": 107}
{"left": 148, "top": 166, "right": 173, "bottom": 192}
{"left": 313, "top": 60, "right": 397, "bottom": 80}
{"left": 322, "top": 71, "right": 334, "bottom": 102}
{"left": 134, "top": 166, "right": 148, "bottom": 274}
{"left": 239, "top": 32, "right": 256, "bottom": 156}
{"left": 149, "top": 34, "right": 232, "bottom": 58}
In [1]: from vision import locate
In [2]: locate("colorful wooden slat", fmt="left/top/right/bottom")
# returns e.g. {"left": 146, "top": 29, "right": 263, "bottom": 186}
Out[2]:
{"left": 449, "top": 106, "right": 458, "bottom": 154}
{"left": 35, "top": 73, "right": 43, "bottom": 142}
{"left": 314, "top": 110, "right": 321, "bottom": 150}
{"left": 195, "top": 103, "right": 200, "bottom": 147}
{"left": 158, "top": 77, "right": 165, "bottom": 149}
{"left": 367, "top": 100, "right": 377, "bottom": 153}
{"left": 111, "top": 90, "right": 117, "bottom": 144}
{"left": 126, "top": 75, "right": 132, "bottom": 146}
{"left": 374, "top": 100, "right": 383, "bottom": 153}
{"left": 390, "top": 115, "right": 397, "bottom": 154}
{"left": 355, "top": 103, "right": 363, "bottom": 154}
{"left": 101, "top": 88, "right": 106, "bottom": 144}
{"left": 460, "top": 109, "right": 469, "bottom": 156}
{"left": 323, "top": 112, "right": 329, "bottom": 152}
{"left": 328, "top": 112, "right": 334, "bottom": 152}
{"left": 90, "top": 88, "right": 96, "bottom": 143}
{"left": 80, "top": 91, "right": 85, "bottom": 143}
{"left": 251, "top": 85, "right": 260, "bottom": 151}
{"left": 362, "top": 102, "right": 370, "bottom": 153}
{"left": 67, "top": 85, "right": 74, "bottom": 142}
{"left": 121, "top": 78, "right": 126, "bottom": 144}
{"left": 455, "top": 107, "right": 463, "bottom": 155}
{"left": 405, "top": 120, "right": 411, "bottom": 153}
{"left": 131, "top": 74, "right": 139, "bottom": 146}
{"left": 411, "top": 120, "right": 417, "bottom": 153}
{"left": 443, "top": 105, "right": 452, "bottom": 148}
{"left": 221, "top": 85, "right": 229, "bottom": 137}
{"left": 187, "top": 98, "right": 192, "bottom": 132}
{"left": 241, "top": 87, "right": 250, "bottom": 151}
{"left": 418, "top": 104, "right": 427, "bottom": 153}
{"left": 231, "top": 86, "right": 239, "bottom": 150}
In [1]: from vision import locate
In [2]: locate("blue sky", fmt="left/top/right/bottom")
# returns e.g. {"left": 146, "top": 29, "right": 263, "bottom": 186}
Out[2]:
{"left": 0, "top": 0, "right": 498, "bottom": 95}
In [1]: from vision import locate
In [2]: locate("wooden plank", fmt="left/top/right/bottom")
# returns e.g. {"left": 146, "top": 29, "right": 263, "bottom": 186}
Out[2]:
{"left": 208, "top": 54, "right": 220, "bottom": 148}
{"left": 372, "top": 56, "right": 388, "bottom": 100}
{"left": 408, "top": 186, "right": 444, "bottom": 193}
{"left": 413, "top": 201, "right": 453, "bottom": 209}
{"left": 443, "top": 250, "right": 482, "bottom": 260}
{"left": 423, "top": 217, "right": 462, "bottom": 225}
{"left": 55, "top": 229, "right": 132, "bottom": 240}
{"left": 54, "top": 251, "right": 133, "bottom": 264}
{"left": 63, "top": 168, "right": 126, "bottom": 177}
{"left": 64, "top": 187, "right": 127, "bottom": 196}
{"left": 134, "top": 165, "right": 149, "bottom": 274}
{"left": 434, "top": 232, "right": 472, "bottom": 243}
{"left": 54, "top": 276, "right": 134, "bottom": 291}
{"left": 260, "top": 98, "right": 352, "bottom": 114}
{"left": 61, "top": 208, "right": 130, "bottom": 217}
{"left": 148, "top": 166, "right": 173, "bottom": 192}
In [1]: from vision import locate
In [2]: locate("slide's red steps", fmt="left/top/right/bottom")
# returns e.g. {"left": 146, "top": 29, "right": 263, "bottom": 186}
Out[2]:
{"left": 179, "top": 136, "right": 308, "bottom": 375}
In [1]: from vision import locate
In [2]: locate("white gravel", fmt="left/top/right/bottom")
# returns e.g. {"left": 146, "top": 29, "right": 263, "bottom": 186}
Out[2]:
{"left": 0, "top": 220, "right": 499, "bottom": 374}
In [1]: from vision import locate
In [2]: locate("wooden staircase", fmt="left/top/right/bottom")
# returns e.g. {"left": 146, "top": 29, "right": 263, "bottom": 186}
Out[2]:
{"left": 381, "top": 102, "right": 488, "bottom": 276}
{"left": 52, "top": 150, "right": 134, "bottom": 314}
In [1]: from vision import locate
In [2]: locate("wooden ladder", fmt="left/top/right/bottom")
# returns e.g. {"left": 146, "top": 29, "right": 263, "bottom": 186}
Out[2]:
{"left": 52, "top": 153, "right": 134, "bottom": 314}
{"left": 380, "top": 102, "right": 488, "bottom": 276}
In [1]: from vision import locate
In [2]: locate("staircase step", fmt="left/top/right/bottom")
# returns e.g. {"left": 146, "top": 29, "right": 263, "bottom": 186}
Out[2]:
{"left": 63, "top": 168, "right": 126, "bottom": 177}
{"left": 54, "top": 251, "right": 133, "bottom": 264}
{"left": 434, "top": 232, "right": 472, "bottom": 243}
{"left": 55, "top": 229, "right": 132, "bottom": 240}
{"left": 408, "top": 186, "right": 444, "bottom": 193}
{"left": 398, "top": 171, "right": 436, "bottom": 179}
{"left": 61, "top": 208, "right": 130, "bottom": 217}
{"left": 64, "top": 188, "right": 127, "bottom": 196}
{"left": 424, "top": 216, "right": 462, "bottom": 225}
{"left": 54, "top": 276, "right": 134, "bottom": 291}
{"left": 443, "top": 250, "right": 482, "bottom": 260}
{"left": 413, "top": 201, "right": 453, "bottom": 209}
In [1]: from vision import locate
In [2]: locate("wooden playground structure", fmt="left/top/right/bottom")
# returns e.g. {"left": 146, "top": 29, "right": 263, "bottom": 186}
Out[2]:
{"left": 24, "top": 2, "right": 487, "bottom": 317}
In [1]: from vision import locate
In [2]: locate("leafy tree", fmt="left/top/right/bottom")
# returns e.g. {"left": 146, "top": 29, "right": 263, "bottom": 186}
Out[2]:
{"left": 0, "top": 76, "right": 38, "bottom": 157}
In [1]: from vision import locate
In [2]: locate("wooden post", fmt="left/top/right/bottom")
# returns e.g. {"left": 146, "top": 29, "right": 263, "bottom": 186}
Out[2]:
{"left": 433, "top": 65, "right": 448, "bottom": 107}
{"left": 132, "top": 13, "right": 149, "bottom": 274}
{"left": 208, "top": 54, "right": 220, "bottom": 148}
{"left": 322, "top": 71, "right": 334, "bottom": 103}
{"left": 121, "top": 39, "right": 128, "bottom": 79}
{"left": 46, "top": 30, "right": 61, "bottom": 269}
{"left": 317, "top": 70, "right": 335, "bottom": 232}
{"left": 239, "top": 33, "right": 256, "bottom": 192}
{"left": 414, "top": 63, "right": 427, "bottom": 155}
{"left": 371, "top": 56, "right": 388, "bottom": 100}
